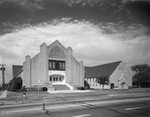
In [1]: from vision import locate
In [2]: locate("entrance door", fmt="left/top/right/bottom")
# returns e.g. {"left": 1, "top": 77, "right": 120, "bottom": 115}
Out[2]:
{"left": 111, "top": 83, "right": 114, "bottom": 89}
{"left": 49, "top": 75, "right": 64, "bottom": 82}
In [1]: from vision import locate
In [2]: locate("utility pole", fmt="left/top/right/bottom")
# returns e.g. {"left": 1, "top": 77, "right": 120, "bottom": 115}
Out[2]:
{"left": 0, "top": 64, "right": 6, "bottom": 90}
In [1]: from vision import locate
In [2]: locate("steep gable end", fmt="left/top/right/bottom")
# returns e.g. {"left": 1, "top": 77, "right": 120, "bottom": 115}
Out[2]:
{"left": 48, "top": 40, "right": 66, "bottom": 50}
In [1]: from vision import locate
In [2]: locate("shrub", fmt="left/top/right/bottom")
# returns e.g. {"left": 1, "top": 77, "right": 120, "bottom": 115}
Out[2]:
{"left": 42, "top": 87, "right": 48, "bottom": 92}
{"left": 84, "top": 80, "right": 90, "bottom": 89}
{"left": 19, "top": 86, "right": 27, "bottom": 92}
{"left": 0, "top": 84, "right": 7, "bottom": 90}
{"left": 78, "top": 87, "right": 85, "bottom": 90}
{"left": 8, "top": 77, "right": 23, "bottom": 92}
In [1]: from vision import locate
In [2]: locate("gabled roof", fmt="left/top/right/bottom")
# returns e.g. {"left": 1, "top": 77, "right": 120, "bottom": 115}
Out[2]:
{"left": 12, "top": 65, "right": 23, "bottom": 78}
{"left": 84, "top": 61, "right": 122, "bottom": 78}
{"left": 48, "top": 40, "right": 67, "bottom": 50}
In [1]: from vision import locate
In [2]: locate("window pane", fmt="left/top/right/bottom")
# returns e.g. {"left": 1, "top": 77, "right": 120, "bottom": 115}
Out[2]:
{"left": 49, "top": 62, "right": 51, "bottom": 69}
{"left": 53, "top": 77, "right": 55, "bottom": 81}
{"left": 62, "top": 63, "right": 65, "bottom": 70}
{"left": 59, "top": 63, "right": 62, "bottom": 69}
{"left": 50, "top": 77, "right": 52, "bottom": 81}
{"left": 59, "top": 77, "right": 61, "bottom": 81}
{"left": 53, "top": 62, "right": 55, "bottom": 69}
{"left": 49, "top": 60, "right": 65, "bottom": 70}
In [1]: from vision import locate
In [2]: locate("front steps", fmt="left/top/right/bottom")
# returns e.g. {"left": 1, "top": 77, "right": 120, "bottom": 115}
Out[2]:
{"left": 52, "top": 84, "right": 70, "bottom": 90}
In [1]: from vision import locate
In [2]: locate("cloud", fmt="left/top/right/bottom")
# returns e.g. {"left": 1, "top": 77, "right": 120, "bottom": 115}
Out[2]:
{"left": 0, "top": 0, "right": 123, "bottom": 10}
{"left": 0, "top": 18, "right": 149, "bottom": 82}
{"left": 0, "top": 18, "right": 149, "bottom": 65}
{"left": 0, "top": 0, "right": 44, "bottom": 11}
{"left": 65, "top": 0, "right": 123, "bottom": 8}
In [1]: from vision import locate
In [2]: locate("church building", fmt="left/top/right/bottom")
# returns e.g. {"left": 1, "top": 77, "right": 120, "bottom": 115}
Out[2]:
{"left": 23, "top": 40, "right": 84, "bottom": 90}
{"left": 85, "top": 61, "right": 133, "bottom": 89}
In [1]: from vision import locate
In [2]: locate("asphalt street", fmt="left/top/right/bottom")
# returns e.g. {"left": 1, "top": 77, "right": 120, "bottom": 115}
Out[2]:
{"left": 0, "top": 97, "right": 150, "bottom": 117}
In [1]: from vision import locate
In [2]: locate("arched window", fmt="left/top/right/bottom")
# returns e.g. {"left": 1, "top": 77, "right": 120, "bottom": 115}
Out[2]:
{"left": 49, "top": 46, "right": 66, "bottom": 70}
{"left": 49, "top": 46, "right": 65, "bottom": 60}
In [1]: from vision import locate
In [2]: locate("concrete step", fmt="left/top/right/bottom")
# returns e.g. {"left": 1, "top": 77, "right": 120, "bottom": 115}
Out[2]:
{"left": 52, "top": 84, "right": 70, "bottom": 90}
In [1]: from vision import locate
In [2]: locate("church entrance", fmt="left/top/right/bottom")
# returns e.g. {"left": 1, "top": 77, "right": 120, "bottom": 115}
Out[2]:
{"left": 111, "top": 83, "right": 114, "bottom": 89}
{"left": 49, "top": 75, "right": 64, "bottom": 82}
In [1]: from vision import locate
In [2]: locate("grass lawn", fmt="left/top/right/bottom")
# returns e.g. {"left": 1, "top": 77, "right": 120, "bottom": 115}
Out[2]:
{"left": 0, "top": 88, "right": 150, "bottom": 105}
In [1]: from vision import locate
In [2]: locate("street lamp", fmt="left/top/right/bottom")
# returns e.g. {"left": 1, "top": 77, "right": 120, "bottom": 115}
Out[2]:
{"left": 0, "top": 64, "right": 6, "bottom": 90}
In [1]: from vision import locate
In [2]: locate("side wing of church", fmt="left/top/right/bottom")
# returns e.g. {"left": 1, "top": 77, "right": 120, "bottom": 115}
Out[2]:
{"left": 85, "top": 61, "right": 132, "bottom": 89}
{"left": 23, "top": 40, "right": 84, "bottom": 90}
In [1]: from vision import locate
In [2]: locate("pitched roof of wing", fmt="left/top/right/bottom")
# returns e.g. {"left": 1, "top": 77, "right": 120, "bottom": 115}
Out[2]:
{"left": 84, "top": 61, "right": 122, "bottom": 78}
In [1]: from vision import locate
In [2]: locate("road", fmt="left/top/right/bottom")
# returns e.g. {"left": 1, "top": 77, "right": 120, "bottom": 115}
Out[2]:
{"left": 0, "top": 97, "right": 150, "bottom": 117}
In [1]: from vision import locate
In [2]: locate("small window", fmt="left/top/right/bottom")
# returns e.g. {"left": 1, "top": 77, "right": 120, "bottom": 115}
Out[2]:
{"left": 89, "top": 78, "right": 91, "bottom": 83}
{"left": 62, "top": 63, "right": 65, "bottom": 70}
{"left": 50, "top": 77, "right": 52, "bottom": 81}
{"left": 49, "top": 62, "right": 52, "bottom": 69}
{"left": 119, "top": 65, "right": 124, "bottom": 71}
{"left": 53, "top": 62, "right": 55, "bottom": 69}
{"left": 56, "top": 77, "right": 58, "bottom": 81}
{"left": 59, "top": 63, "right": 62, "bottom": 69}
{"left": 59, "top": 77, "right": 61, "bottom": 81}
{"left": 53, "top": 77, "right": 55, "bottom": 81}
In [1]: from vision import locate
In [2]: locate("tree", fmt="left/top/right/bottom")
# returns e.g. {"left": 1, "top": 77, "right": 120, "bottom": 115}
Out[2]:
{"left": 96, "top": 76, "right": 109, "bottom": 89}
{"left": 84, "top": 80, "right": 90, "bottom": 89}
{"left": 8, "top": 77, "right": 22, "bottom": 92}
{"left": 7, "top": 79, "right": 13, "bottom": 91}
{"left": 131, "top": 64, "right": 150, "bottom": 88}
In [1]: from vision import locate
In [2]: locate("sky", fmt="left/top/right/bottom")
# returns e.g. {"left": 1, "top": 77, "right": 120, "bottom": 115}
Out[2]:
{"left": 0, "top": 0, "right": 150, "bottom": 83}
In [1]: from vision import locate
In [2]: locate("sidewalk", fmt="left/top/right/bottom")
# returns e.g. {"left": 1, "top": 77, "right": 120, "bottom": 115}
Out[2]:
{"left": 0, "top": 90, "right": 7, "bottom": 99}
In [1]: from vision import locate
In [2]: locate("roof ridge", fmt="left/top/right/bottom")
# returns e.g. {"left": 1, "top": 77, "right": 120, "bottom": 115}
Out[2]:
{"left": 85, "top": 61, "right": 122, "bottom": 68}
{"left": 96, "top": 60, "right": 121, "bottom": 66}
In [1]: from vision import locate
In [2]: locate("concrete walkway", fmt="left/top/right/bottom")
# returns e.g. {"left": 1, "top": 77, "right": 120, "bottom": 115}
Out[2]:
{"left": 0, "top": 90, "right": 7, "bottom": 99}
